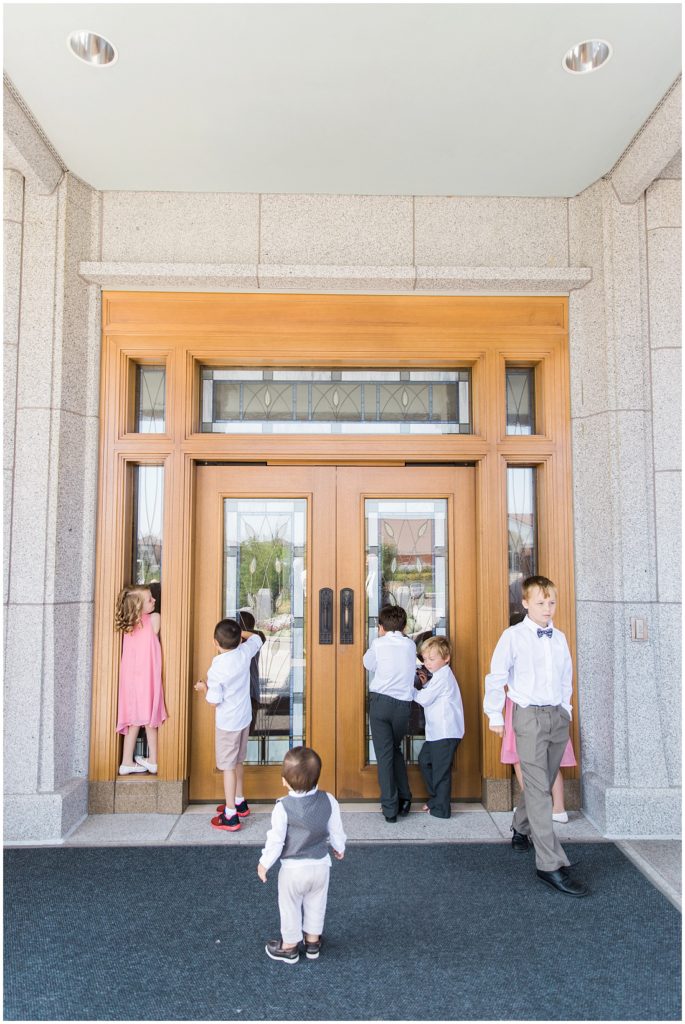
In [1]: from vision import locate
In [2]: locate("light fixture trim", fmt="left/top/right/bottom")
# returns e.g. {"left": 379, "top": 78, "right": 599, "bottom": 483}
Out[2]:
{"left": 562, "top": 38, "right": 612, "bottom": 75}
{"left": 67, "top": 29, "right": 118, "bottom": 67}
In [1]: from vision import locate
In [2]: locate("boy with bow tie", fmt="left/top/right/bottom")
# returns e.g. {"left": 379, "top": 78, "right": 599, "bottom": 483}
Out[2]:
{"left": 483, "top": 575, "right": 588, "bottom": 897}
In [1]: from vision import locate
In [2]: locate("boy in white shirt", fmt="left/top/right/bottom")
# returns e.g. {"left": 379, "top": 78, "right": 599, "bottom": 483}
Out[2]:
{"left": 195, "top": 618, "right": 262, "bottom": 832}
{"left": 414, "top": 636, "right": 465, "bottom": 818}
{"left": 258, "top": 747, "right": 346, "bottom": 964}
{"left": 483, "top": 575, "right": 588, "bottom": 897}
{"left": 363, "top": 604, "right": 418, "bottom": 822}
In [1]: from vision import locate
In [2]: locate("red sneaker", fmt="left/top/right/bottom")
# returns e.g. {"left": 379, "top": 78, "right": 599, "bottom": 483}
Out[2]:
{"left": 211, "top": 812, "right": 241, "bottom": 832}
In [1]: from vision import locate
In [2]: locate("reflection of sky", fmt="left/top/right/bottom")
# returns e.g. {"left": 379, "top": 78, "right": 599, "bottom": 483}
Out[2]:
{"left": 137, "top": 466, "right": 163, "bottom": 540}
{"left": 507, "top": 467, "right": 534, "bottom": 516}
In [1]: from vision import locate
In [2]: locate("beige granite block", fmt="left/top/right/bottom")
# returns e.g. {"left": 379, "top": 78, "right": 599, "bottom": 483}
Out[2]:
{"left": 3, "top": 83, "right": 63, "bottom": 195}
{"left": 260, "top": 194, "right": 413, "bottom": 266}
{"left": 481, "top": 777, "right": 511, "bottom": 811}
{"left": 651, "top": 348, "right": 682, "bottom": 471}
{"left": 257, "top": 263, "right": 415, "bottom": 291}
{"left": 78, "top": 261, "right": 258, "bottom": 291}
{"left": 101, "top": 191, "right": 259, "bottom": 263}
{"left": 3, "top": 603, "right": 45, "bottom": 792}
{"left": 9, "top": 408, "right": 51, "bottom": 602}
{"left": 415, "top": 265, "right": 590, "bottom": 293}
{"left": 655, "top": 472, "right": 682, "bottom": 604}
{"left": 648, "top": 228, "right": 682, "bottom": 349}
{"left": 646, "top": 180, "right": 681, "bottom": 229}
{"left": 611, "top": 79, "right": 681, "bottom": 204}
{"left": 4, "top": 342, "right": 17, "bottom": 471}
{"left": 114, "top": 778, "right": 160, "bottom": 813}
{"left": 415, "top": 196, "right": 568, "bottom": 268}
{"left": 4, "top": 219, "right": 22, "bottom": 348}
{"left": 658, "top": 149, "right": 682, "bottom": 180}
{"left": 89, "top": 781, "right": 115, "bottom": 814}
{"left": 4, "top": 168, "right": 24, "bottom": 223}
{"left": 156, "top": 780, "right": 189, "bottom": 814}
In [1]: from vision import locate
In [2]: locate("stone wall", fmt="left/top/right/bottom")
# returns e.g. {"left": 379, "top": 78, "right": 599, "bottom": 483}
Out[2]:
{"left": 3, "top": 110, "right": 102, "bottom": 839}
{"left": 4, "top": 81, "right": 680, "bottom": 841}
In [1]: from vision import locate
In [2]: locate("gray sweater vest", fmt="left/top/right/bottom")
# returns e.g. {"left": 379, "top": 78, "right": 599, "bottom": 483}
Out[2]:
{"left": 281, "top": 790, "right": 331, "bottom": 860}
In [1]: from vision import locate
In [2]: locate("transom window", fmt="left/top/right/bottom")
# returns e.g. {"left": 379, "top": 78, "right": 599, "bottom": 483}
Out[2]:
{"left": 200, "top": 367, "right": 472, "bottom": 434}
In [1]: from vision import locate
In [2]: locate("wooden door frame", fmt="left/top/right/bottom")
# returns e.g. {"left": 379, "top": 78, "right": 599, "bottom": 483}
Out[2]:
{"left": 88, "top": 293, "right": 578, "bottom": 814}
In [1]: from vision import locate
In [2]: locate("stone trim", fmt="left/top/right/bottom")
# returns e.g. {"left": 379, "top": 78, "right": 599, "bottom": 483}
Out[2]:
{"left": 79, "top": 260, "right": 592, "bottom": 295}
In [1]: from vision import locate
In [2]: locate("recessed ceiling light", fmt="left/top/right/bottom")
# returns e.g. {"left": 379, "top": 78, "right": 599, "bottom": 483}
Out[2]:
{"left": 562, "top": 39, "right": 612, "bottom": 75}
{"left": 67, "top": 30, "right": 118, "bottom": 67}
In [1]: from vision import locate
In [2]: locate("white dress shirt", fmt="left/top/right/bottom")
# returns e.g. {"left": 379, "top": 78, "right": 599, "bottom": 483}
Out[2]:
{"left": 413, "top": 664, "right": 465, "bottom": 741}
{"left": 363, "top": 631, "right": 417, "bottom": 701}
{"left": 259, "top": 787, "right": 347, "bottom": 871}
{"left": 205, "top": 634, "right": 263, "bottom": 732}
{"left": 483, "top": 616, "right": 573, "bottom": 728}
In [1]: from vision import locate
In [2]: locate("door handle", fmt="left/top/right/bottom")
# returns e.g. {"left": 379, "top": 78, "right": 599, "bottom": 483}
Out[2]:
{"left": 319, "top": 588, "right": 333, "bottom": 644}
{"left": 339, "top": 588, "right": 354, "bottom": 644}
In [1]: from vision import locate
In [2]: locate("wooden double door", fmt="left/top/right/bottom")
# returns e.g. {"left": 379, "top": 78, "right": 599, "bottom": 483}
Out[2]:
{"left": 190, "top": 464, "right": 478, "bottom": 802}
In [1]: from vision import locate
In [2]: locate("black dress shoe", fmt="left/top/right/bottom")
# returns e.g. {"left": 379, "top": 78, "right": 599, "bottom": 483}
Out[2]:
{"left": 511, "top": 828, "right": 531, "bottom": 851}
{"left": 398, "top": 799, "right": 412, "bottom": 817}
{"left": 384, "top": 814, "right": 398, "bottom": 823}
{"left": 536, "top": 867, "right": 588, "bottom": 897}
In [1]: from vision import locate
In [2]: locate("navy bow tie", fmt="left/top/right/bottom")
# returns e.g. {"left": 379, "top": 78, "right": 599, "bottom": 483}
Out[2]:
{"left": 537, "top": 627, "right": 553, "bottom": 638}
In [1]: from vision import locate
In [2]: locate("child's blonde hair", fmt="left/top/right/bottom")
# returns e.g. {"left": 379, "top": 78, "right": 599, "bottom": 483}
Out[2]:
{"left": 419, "top": 635, "right": 451, "bottom": 660}
{"left": 521, "top": 575, "right": 556, "bottom": 599}
{"left": 114, "top": 585, "right": 150, "bottom": 633}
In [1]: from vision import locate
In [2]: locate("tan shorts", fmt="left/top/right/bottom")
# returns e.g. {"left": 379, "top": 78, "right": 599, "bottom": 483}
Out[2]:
{"left": 215, "top": 725, "right": 249, "bottom": 770}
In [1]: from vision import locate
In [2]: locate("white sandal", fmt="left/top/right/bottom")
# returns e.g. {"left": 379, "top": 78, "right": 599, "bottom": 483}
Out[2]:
{"left": 118, "top": 763, "right": 147, "bottom": 775}
{"left": 134, "top": 756, "right": 158, "bottom": 774}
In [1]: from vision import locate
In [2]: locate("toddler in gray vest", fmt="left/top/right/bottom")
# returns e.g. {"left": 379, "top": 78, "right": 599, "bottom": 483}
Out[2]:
{"left": 258, "top": 746, "right": 346, "bottom": 964}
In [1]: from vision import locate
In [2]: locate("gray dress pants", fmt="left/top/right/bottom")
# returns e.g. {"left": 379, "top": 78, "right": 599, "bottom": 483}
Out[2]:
{"left": 511, "top": 704, "right": 571, "bottom": 872}
{"left": 369, "top": 692, "right": 412, "bottom": 817}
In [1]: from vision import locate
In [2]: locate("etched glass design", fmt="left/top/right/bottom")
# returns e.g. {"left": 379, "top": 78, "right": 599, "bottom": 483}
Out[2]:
{"left": 132, "top": 466, "right": 163, "bottom": 584}
{"left": 365, "top": 499, "right": 449, "bottom": 764}
{"left": 507, "top": 467, "right": 537, "bottom": 625}
{"left": 135, "top": 366, "right": 166, "bottom": 433}
{"left": 506, "top": 367, "right": 535, "bottom": 435}
{"left": 201, "top": 368, "right": 471, "bottom": 434}
{"left": 223, "top": 498, "right": 307, "bottom": 765}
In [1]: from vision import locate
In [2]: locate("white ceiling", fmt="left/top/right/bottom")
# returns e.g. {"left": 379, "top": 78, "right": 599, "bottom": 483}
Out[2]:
{"left": 3, "top": 2, "right": 682, "bottom": 197}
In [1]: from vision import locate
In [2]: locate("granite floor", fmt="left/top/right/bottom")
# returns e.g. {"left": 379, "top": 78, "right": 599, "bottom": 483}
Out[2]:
{"left": 7, "top": 802, "right": 678, "bottom": 909}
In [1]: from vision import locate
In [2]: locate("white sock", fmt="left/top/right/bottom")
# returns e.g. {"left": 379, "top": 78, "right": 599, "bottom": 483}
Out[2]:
{"left": 235, "top": 795, "right": 245, "bottom": 805}
{"left": 224, "top": 807, "right": 236, "bottom": 818}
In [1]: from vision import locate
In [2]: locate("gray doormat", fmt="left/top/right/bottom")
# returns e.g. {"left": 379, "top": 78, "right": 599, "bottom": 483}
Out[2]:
{"left": 4, "top": 843, "right": 681, "bottom": 1020}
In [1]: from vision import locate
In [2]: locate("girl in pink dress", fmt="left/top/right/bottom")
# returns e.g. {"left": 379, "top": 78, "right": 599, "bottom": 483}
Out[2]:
{"left": 115, "top": 585, "right": 168, "bottom": 775}
{"left": 501, "top": 695, "right": 576, "bottom": 822}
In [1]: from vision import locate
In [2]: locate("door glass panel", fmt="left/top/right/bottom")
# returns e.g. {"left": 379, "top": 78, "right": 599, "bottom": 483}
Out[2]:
{"left": 223, "top": 498, "right": 307, "bottom": 765}
{"left": 364, "top": 499, "right": 449, "bottom": 764}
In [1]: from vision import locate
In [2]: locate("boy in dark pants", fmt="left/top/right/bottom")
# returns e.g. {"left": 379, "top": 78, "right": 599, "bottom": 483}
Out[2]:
{"left": 414, "top": 636, "right": 464, "bottom": 818}
{"left": 363, "top": 605, "right": 417, "bottom": 822}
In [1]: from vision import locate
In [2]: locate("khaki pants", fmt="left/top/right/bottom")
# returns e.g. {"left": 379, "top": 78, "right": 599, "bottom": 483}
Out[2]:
{"left": 511, "top": 704, "right": 571, "bottom": 872}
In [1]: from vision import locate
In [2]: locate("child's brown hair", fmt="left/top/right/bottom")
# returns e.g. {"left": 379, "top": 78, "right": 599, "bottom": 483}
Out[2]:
{"left": 378, "top": 604, "right": 407, "bottom": 632}
{"left": 282, "top": 746, "right": 322, "bottom": 792}
{"left": 214, "top": 618, "right": 242, "bottom": 650}
{"left": 114, "top": 585, "right": 150, "bottom": 633}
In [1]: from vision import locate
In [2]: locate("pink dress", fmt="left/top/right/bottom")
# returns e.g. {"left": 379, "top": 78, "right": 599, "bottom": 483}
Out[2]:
{"left": 500, "top": 696, "right": 576, "bottom": 766}
{"left": 116, "top": 613, "right": 168, "bottom": 735}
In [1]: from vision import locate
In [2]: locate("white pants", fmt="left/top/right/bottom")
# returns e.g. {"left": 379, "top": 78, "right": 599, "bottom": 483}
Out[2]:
{"left": 278, "top": 862, "right": 330, "bottom": 944}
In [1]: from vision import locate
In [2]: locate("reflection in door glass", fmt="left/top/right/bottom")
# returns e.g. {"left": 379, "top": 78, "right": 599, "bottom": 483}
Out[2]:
{"left": 223, "top": 499, "right": 306, "bottom": 765}
{"left": 365, "top": 499, "right": 449, "bottom": 764}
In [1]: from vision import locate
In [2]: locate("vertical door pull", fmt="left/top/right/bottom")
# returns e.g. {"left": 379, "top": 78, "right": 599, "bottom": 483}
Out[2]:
{"left": 319, "top": 588, "right": 333, "bottom": 644}
{"left": 340, "top": 588, "right": 354, "bottom": 644}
